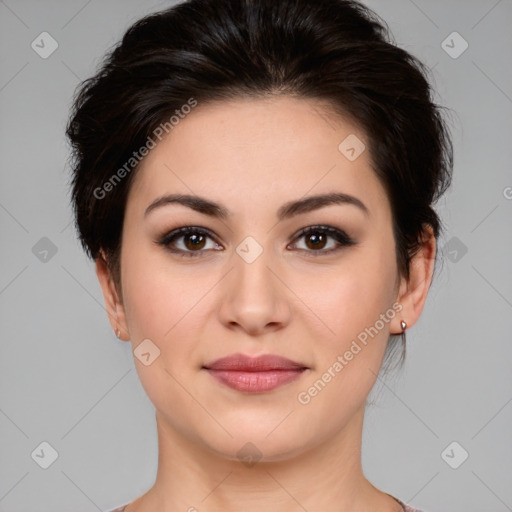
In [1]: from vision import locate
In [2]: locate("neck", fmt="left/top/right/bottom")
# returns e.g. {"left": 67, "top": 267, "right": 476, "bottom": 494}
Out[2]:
{"left": 127, "top": 405, "right": 401, "bottom": 512}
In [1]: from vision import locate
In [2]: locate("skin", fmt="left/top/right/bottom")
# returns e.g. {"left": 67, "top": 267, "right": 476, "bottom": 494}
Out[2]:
{"left": 96, "top": 96, "right": 436, "bottom": 512}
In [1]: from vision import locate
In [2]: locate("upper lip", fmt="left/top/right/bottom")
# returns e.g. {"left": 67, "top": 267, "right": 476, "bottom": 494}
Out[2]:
{"left": 203, "top": 353, "right": 308, "bottom": 372}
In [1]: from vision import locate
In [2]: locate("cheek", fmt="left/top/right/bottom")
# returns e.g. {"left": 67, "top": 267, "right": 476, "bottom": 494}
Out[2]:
{"left": 119, "top": 252, "right": 214, "bottom": 416}
{"left": 293, "top": 253, "right": 397, "bottom": 423}
{"left": 120, "top": 243, "right": 212, "bottom": 339}
{"left": 305, "top": 250, "right": 397, "bottom": 345}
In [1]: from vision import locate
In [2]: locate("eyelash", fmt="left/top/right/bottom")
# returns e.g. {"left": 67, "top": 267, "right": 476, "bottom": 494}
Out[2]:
{"left": 156, "top": 225, "right": 356, "bottom": 258}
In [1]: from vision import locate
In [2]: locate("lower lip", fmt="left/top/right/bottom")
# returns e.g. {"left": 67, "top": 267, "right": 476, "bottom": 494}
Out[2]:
{"left": 205, "top": 369, "right": 306, "bottom": 393}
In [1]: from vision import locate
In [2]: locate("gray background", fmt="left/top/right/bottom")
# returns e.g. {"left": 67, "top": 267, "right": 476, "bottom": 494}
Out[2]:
{"left": 0, "top": 0, "right": 511, "bottom": 511}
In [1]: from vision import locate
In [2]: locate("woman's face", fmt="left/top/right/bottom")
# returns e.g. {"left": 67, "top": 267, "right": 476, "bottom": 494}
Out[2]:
{"left": 100, "top": 96, "right": 416, "bottom": 462}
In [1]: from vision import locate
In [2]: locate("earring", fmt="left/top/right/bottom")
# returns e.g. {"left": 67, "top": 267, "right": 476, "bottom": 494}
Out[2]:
{"left": 114, "top": 328, "right": 121, "bottom": 338}
{"left": 400, "top": 320, "right": 407, "bottom": 332}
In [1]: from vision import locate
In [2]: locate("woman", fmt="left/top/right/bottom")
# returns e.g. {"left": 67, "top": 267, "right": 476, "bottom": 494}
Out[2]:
{"left": 66, "top": 0, "right": 453, "bottom": 510}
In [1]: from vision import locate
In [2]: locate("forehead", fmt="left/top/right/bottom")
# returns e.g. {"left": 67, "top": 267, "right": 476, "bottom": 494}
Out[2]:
{"left": 126, "top": 96, "right": 389, "bottom": 218}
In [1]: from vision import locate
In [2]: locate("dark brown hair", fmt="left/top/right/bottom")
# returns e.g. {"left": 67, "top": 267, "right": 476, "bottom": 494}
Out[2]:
{"left": 66, "top": 0, "right": 453, "bottom": 371}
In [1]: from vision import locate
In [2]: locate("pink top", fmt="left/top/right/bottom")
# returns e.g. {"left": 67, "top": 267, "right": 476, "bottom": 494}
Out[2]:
{"left": 107, "top": 494, "right": 426, "bottom": 511}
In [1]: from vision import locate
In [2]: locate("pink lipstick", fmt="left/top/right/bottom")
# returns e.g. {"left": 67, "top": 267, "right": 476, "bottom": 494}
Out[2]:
{"left": 203, "top": 353, "right": 308, "bottom": 393}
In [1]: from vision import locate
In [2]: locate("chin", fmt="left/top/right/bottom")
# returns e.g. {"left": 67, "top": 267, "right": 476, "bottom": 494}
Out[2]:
{"left": 200, "top": 424, "right": 315, "bottom": 465}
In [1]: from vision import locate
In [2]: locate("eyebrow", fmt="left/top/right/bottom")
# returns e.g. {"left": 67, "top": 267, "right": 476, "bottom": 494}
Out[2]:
{"left": 144, "top": 192, "right": 369, "bottom": 220}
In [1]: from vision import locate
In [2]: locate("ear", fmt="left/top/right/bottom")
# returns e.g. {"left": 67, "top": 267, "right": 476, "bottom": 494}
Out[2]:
{"left": 391, "top": 225, "right": 436, "bottom": 334}
{"left": 95, "top": 249, "right": 130, "bottom": 341}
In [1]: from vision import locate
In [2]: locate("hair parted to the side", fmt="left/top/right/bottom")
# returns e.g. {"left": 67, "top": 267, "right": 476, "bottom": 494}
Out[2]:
{"left": 65, "top": 0, "right": 453, "bottom": 372}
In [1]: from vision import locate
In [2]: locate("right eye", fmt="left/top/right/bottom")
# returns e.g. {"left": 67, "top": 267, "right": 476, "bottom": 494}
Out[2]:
{"left": 156, "top": 226, "right": 223, "bottom": 257}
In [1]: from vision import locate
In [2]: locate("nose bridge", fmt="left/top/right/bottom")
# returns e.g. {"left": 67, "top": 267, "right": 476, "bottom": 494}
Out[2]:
{"left": 217, "top": 233, "right": 291, "bottom": 333}
{"left": 233, "top": 234, "right": 277, "bottom": 297}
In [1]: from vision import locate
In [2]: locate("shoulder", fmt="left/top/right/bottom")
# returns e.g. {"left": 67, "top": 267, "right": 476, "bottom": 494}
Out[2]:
{"left": 391, "top": 495, "right": 427, "bottom": 512}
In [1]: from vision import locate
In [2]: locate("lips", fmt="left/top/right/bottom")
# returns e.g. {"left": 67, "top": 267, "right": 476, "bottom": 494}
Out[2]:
{"left": 203, "top": 354, "right": 308, "bottom": 393}
{"left": 203, "top": 353, "right": 308, "bottom": 372}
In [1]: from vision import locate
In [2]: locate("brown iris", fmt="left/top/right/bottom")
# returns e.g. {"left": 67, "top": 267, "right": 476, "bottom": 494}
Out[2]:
{"left": 305, "top": 232, "right": 327, "bottom": 250}
{"left": 184, "top": 233, "right": 206, "bottom": 251}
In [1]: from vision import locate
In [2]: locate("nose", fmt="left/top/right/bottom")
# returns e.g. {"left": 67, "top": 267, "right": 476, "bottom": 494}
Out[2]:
{"left": 217, "top": 243, "right": 292, "bottom": 336}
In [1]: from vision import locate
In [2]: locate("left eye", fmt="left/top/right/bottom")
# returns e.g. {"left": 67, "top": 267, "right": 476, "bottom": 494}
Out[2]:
{"left": 288, "top": 226, "right": 355, "bottom": 255}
